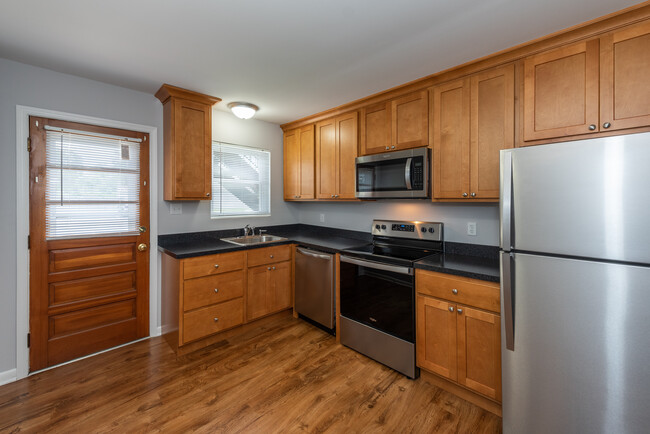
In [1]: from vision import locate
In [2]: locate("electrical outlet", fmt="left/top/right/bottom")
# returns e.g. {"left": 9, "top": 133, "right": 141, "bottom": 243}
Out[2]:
{"left": 170, "top": 203, "right": 182, "bottom": 215}
{"left": 467, "top": 222, "right": 477, "bottom": 236}
{"left": 319, "top": 213, "right": 325, "bottom": 223}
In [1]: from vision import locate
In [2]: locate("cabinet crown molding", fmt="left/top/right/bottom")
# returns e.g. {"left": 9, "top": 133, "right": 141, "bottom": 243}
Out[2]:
{"left": 155, "top": 83, "right": 222, "bottom": 106}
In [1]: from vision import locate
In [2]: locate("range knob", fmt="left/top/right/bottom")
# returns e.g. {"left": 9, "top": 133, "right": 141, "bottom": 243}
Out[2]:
{"left": 421, "top": 227, "right": 427, "bottom": 233}
{"left": 375, "top": 224, "right": 381, "bottom": 230}
{"left": 381, "top": 224, "right": 386, "bottom": 229}
{"left": 428, "top": 228, "right": 435, "bottom": 233}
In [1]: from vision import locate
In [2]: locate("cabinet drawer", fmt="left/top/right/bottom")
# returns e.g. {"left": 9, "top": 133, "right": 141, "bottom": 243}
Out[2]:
{"left": 247, "top": 245, "right": 292, "bottom": 267}
{"left": 183, "top": 251, "right": 245, "bottom": 280}
{"left": 416, "top": 270, "right": 500, "bottom": 313}
{"left": 182, "top": 297, "right": 243, "bottom": 344}
{"left": 183, "top": 270, "right": 244, "bottom": 311}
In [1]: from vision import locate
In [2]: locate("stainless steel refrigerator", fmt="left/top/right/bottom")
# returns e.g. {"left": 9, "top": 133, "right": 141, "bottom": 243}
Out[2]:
{"left": 500, "top": 132, "right": 650, "bottom": 434}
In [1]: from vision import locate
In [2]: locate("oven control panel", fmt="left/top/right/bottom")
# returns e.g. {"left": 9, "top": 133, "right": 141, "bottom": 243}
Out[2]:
{"left": 371, "top": 220, "right": 443, "bottom": 241}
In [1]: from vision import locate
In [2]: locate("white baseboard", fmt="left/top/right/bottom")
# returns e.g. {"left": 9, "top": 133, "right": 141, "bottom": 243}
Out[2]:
{"left": 0, "top": 369, "right": 17, "bottom": 386}
{"left": 154, "top": 326, "right": 162, "bottom": 337}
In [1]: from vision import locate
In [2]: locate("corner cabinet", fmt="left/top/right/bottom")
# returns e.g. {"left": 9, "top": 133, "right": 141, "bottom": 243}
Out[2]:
{"left": 315, "top": 111, "right": 359, "bottom": 200}
{"left": 284, "top": 125, "right": 315, "bottom": 201}
{"left": 360, "top": 90, "right": 428, "bottom": 155}
{"left": 524, "top": 20, "right": 650, "bottom": 142}
{"left": 416, "top": 270, "right": 501, "bottom": 404}
{"left": 155, "top": 84, "right": 221, "bottom": 201}
{"left": 431, "top": 64, "right": 514, "bottom": 200}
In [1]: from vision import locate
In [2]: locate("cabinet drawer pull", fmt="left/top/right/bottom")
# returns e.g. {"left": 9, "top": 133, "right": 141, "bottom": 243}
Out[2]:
{"left": 214, "top": 264, "right": 219, "bottom": 269}
{"left": 214, "top": 317, "right": 219, "bottom": 322}
{"left": 452, "top": 288, "right": 458, "bottom": 294}
{"left": 214, "top": 288, "right": 219, "bottom": 293}
{"left": 448, "top": 306, "right": 454, "bottom": 312}
{"left": 270, "top": 254, "right": 274, "bottom": 258}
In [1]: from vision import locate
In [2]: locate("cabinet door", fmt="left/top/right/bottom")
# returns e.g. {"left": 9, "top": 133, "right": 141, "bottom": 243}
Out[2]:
{"left": 315, "top": 118, "right": 337, "bottom": 199}
{"left": 600, "top": 20, "right": 650, "bottom": 131}
{"left": 523, "top": 39, "right": 600, "bottom": 141}
{"left": 360, "top": 101, "right": 391, "bottom": 155}
{"left": 298, "top": 124, "right": 315, "bottom": 199}
{"left": 416, "top": 295, "right": 457, "bottom": 381}
{"left": 246, "top": 265, "right": 270, "bottom": 321}
{"left": 457, "top": 306, "right": 501, "bottom": 401}
{"left": 283, "top": 128, "right": 300, "bottom": 200}
{"left": 270, "top": 261, "right": 292, "bottom": 312}
{"left": 172, "top": 98, "right": 212, "bottom": 199}
{"left": 336, "top": 112, "right": 358, "bottom": 199}
{"left": 392, "top": 90, "right": 428, "bottom": 150}
{"left": 431, "top": 79, "right": 470, "bottom": 199}
{"left": 470, "top": 64, "right": 515, "bottom": 199}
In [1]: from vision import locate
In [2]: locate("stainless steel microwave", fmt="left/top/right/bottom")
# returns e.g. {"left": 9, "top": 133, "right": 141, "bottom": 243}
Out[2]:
{"left": 355, "top": 147, "right": 430, "bottom": 199}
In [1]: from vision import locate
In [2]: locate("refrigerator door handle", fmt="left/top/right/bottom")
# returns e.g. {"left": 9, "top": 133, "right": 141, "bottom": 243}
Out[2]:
{"left": 500, "top": 150, "right": 513, "bottom": 251}
{"left": 501, "top": 251, "right": 515, "bottom": 351}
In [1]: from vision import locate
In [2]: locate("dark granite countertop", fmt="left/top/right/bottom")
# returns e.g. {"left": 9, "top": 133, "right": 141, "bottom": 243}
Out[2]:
{"left": 415, "top": 242, "right": 500, "bottom": 283}
{"left": 158, "top": 224, "right": 500, "bottom": 282}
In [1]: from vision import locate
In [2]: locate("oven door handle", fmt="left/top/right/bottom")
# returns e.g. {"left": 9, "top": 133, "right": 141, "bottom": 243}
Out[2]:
{"left": 340, "top": 255, "right": 413, "bottom": 276}
{"left": 404, "top": 157, "right": 412, "bottom": 190}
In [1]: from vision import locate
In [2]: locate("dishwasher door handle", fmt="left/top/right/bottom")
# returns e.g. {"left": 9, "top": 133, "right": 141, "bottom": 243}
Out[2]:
{"left": 340, "top": 255, "right": 413, "bottom": 276}
{"left": 296, "top": 247, "right": 333, "bottom": 261}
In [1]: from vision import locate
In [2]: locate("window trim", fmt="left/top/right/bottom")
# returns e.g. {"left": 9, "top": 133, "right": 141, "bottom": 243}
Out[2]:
{"left": 210, "top": 141, "right": 271, "bottom": 219}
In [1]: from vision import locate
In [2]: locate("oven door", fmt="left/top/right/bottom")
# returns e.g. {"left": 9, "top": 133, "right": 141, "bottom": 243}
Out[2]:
{"left": 355, "top": 147, "right": 429, "bottom": 198}
{"left": 339, "top": 255, "right": 415, "bottom": 343}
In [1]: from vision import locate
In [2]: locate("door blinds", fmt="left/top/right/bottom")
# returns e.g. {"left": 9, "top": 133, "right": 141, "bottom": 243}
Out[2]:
{"left": 211, "top": 142, "right": 271, "bottom": 217}
{"left": 44, "top": 127, "right": 141, "bottom": 239}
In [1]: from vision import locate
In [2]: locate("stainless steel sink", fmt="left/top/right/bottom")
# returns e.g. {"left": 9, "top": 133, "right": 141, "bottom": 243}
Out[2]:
{"left": 221, "top": 234, "right": 288, "bottom": 246}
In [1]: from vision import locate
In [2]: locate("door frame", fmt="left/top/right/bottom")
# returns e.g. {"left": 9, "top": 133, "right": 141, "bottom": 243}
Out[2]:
{"left": 15, "top": 105, "right": 159, "bottom": 381}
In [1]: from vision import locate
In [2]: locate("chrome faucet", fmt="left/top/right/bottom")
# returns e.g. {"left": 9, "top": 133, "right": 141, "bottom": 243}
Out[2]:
{"left": 243, "top": 224, "right": 254, "bottom": 236}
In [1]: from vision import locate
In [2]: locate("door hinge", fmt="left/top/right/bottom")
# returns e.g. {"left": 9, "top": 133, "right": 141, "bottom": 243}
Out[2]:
{"left": 27, "top": 137, "right": 32, "bottom": 152}
{"left": 27, "top": 235, "right": 30, "bottom": 250}
{"left": 27, "top": 333, "right": 30, "bottom": 348}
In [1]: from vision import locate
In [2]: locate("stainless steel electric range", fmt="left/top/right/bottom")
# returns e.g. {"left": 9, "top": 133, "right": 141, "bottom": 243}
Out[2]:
{"left": 339, "top": 219, "right": 443, "bottom": 378}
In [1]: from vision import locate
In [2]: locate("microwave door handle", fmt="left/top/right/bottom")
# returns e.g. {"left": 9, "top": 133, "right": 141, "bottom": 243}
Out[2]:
{"left": 405, "top": 157, "right": 412, "bottom": 190}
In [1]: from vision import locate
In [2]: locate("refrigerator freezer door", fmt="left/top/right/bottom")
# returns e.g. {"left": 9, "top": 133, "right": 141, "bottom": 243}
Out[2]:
{"left": 502, "top": 253, "right": 650, "bottom": 434}
{"left": 502, "top": 132, "right": 650, "bottom": 263}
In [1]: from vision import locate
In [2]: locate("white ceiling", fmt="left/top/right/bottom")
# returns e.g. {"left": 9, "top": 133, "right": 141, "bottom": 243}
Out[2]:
{"left": 0, "top": 0, "right": 641, "bottom": 124}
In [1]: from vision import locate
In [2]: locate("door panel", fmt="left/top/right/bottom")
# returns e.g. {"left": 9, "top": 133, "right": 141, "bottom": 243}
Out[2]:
{"left": 336, "top": 112, "right": 358, "bottom": 199}
{"left": 601, "top": 20, "right": 650, "bottom": 131}
{"left": 361, "top": 101, "right": 391, "bottom": 155}
{"left": 503, "top": 253, "right": 650, "bottom": 433}
{"left": 298, "top": 124, "right": 315, "bottom": 199}
{"left": 246, "top": 265, "right": 270, "bottom": 321}
{"left": 283, "top": 128, "right": 300, "bottom": 199}
{"left": 315, "top": 119, "right": 337, "bottom": 199}
{"left": 271, "top": 261, "right": 292, "bottom": 312}
{"left": 29, "top": 116, "right": 149, "bottom": 372}
{"left": 416, "top": 295, "right": 457, "bottom": 380}
{"left": 523, "top": 40, "right": 600, "bottom": 141}
{"left": 392, "top": 91, "right": 428, "bottom": 150}
{"left": 173, "top": 98, "right": 211, "bottom": 198}
{"left": 506, "top": 133, "right": 650, "bottom": 263}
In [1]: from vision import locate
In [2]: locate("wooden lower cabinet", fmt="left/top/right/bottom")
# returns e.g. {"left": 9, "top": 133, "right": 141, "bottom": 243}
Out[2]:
{"left": 416, "top": 270, "right": 501, "bottom": 405}
{"left": 161, "top": 245, "right": 294, "bottom": 353}
{"left": 247, "top": 260, "right": 292, "bottom": 321}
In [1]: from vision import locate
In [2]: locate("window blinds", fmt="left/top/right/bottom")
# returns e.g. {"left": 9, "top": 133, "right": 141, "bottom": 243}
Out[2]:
{"left": 211, "top": 142, "right": 270, "bottom": 217}
{"left": 45, "top": 127, "right": 141, "bottom": 239}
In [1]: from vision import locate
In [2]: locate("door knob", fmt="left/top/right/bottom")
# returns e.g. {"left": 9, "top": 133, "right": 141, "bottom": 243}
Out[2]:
{"left": 139, "top": 226, "right": 147, "bottom": 233}
{"left": 137, "top": 243, "right": 148, "bottom": 252}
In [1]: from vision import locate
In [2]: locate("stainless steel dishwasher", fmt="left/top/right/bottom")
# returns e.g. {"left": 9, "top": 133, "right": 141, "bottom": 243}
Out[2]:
{"left": 294, "top": 247, "right": 335, "bottom": 330}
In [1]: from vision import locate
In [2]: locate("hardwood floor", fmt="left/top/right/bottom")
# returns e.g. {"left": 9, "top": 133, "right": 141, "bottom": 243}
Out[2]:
{"left": 0, "top": 312, "right": 502, "bottom": 433}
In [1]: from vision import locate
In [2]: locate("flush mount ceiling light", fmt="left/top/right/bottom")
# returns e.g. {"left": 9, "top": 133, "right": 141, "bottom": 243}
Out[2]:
{"left": 228, "top": 102, "right": 259, "bottom": 119}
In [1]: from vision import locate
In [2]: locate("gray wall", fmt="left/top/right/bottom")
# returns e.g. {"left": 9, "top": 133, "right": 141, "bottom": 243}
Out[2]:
{"left": 297, "top": 201, "right": 499, "bottom": 246}
{"left": 158, "top": 111, "right": 299, "bottom": 235}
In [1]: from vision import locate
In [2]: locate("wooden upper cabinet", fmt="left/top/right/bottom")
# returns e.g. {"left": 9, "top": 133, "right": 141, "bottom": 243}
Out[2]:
{"left": 431, "top": 78, "right": 471, "bottom": 199}
{"left": 283, "top": 125, "right": 315, "bottom": 200}
{"left": 360, "top": 90, "right": 428, "bottom": 155}
{"left": 600, "top": 20, "right": 650, "bottom": 131}
{"left": 392, "top": 90, "right": 429, "bottom": 150}
{"left": 156, "top": 84, "right": 221, "bottom": 201}
{"left": 523, "top": 40, "right": 600, "bottom": 141}
{"left": 316, "top": 111, "right": 358, "bottom": 200}
{"left": 470, "top": 65, "right": 515, "bottom": 199}
{"left": 360, "top": 101, "right": 391, "bottom": 155}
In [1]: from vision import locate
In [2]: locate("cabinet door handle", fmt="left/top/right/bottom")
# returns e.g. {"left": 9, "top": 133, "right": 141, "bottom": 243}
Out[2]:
{"left": 448, "top": 306, "right": 454, "bottom": 312}
{"left": 385, "top": 146, "right": 390, "bottom": 150}
{"left": 214, "top": 288, "right": 219, "bottom": 293}
{"left": 452, "top": 288, "right": 458, "bottom": 294}
{"left": 603, "top": 122, "right": 611, "bottom": 129}
{"left": 588, "top": 124, "right": 596, "bottom": 131}
{"left": 214, "top": 264, "right": 219, "bottom": 269}
{"left": 270, "top": 254, "right": 274, "bottom": 258}
{"left": 470, "top": 192, "right": 476, "bottom": 197}
{"left": 272, "top": 266, "right": 276, "bottom": 270}
{"left": 462, "top": 192, "right": 468, "bottom": 197}
{"left": 391, "top": 145, "right": 396, "bottom": 149}
{"left": 267, "top": 266, "right": 271, "bottom": 270}
{"left": 206, "top": 192, "right": 211, "bottom": 197}
{"left": 457, "top": 308, "right": 463, "bottom": 314}
{"left": 214, "top": 317, "right": 219, "bottom": 322}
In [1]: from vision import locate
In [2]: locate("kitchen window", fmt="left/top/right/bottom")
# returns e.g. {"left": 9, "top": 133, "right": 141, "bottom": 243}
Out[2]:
{"left": 211, "top": 142, "right": 271, "bottom": 218}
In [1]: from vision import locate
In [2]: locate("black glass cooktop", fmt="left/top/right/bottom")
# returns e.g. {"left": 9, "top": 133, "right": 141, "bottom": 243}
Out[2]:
{"left": 343, "top": 241, "right": 442, "bottom": 266}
